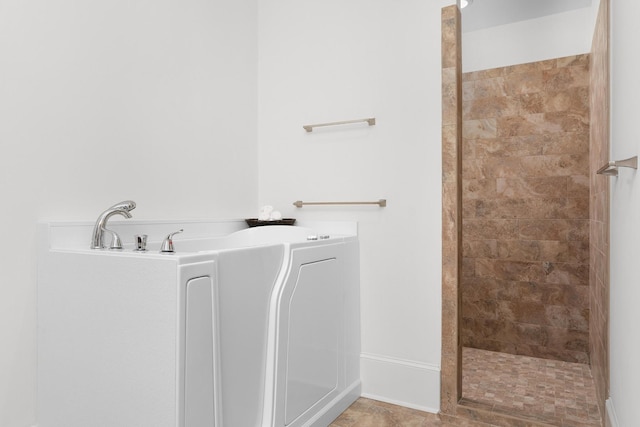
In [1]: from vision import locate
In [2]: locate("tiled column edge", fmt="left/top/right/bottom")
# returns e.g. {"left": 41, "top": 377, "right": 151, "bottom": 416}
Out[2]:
{"left": 440, "top": 4, "right": 462, "bottom": 416}
{"left": 589, "top": 0, "right": 610, "bottom": 420}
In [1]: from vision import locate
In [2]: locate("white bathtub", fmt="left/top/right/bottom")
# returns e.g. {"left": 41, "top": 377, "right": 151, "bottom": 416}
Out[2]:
{"left": 37, "top": 220, "right": 360, "bottom": 427}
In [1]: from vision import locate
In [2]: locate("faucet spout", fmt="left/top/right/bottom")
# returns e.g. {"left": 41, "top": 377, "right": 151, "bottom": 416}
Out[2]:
{"left": 90, "top": 200, "right": 136, "bottom": 249}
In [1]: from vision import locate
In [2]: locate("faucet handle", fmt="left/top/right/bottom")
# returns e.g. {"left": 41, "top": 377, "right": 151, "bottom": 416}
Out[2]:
{"left": 134, "top": 234, "right": 148, "bottom": 251}
{"left": 101, "top": 227, "right": 123, "bottom": 250}
{"left": 160, "top": 229, "right": 183, "bottom": 253}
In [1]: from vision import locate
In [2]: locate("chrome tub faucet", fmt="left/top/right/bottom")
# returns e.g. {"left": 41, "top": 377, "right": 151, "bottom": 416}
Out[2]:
{"left": 90, "top": 200, "right": 136, "bottom": 249}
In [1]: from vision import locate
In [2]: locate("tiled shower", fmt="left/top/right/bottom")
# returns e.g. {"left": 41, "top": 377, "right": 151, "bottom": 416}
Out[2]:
{"left": 441, "top": 1, "right": 610, "bottom": 425}
{"left": 460, "top": 55, "right": 591, "bottom": 364}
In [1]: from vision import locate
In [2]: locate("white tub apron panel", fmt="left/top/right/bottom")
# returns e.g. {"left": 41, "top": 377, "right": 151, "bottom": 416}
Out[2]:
{"left": 37, "top": 220, "right": 359, "bottom": 427}
{"left": 285, "top": 258, "right": 341, "bottom": 424}
{"left": 184, "top": 275, "right": 216, "bottom": 427}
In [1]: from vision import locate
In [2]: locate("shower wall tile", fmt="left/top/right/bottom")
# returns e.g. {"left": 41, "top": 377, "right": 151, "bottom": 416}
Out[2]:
{"left": 543, "top": 262, "right": 589, "bottom": 286}
{"left": 441, "top": 9, "right": 458, "bottom": 69}
{"left": 567, "top": 240, "right": 590, "bottom": 263}
{"left": 518, "top": 93, "right": 544, "bottom": 114}
{"left": 465, "top": 197, "right": 588, "bottom": 219}
{"left": 503, "top": 58, "right": 556, "bottom": 74}
{"left": 557, "top": 54, "right": 590, "bottom": 68}
{"left": 462, "top": 179, "right": 497, "bottom": 200}
{"left": 442, "top": 67, "right": 457, "bottom": 85}
{"left": 477, "top": 152, "right": 588, "bottom": 178}
{"left": 461, "top": 54, "right": 591, "bottom": 364}
{"left": 543, "top": 87, "right": 590, "bottom": 113}
{"left": 466, "top": 133, "right": 588, "bottom": 158}
{"left": 440, "top": 5, "right": 462, "bottom": 416}
{"left": 496, "top": 177, "right": 568, "bottom": 199}
{"left": 442, "top": 181, "right": 459, "bottom": 242}
{"left": 547, "top": 327, "right": 589, "bottom": 350}
{"left": 474, "top": 136, "right": 545, "bottom": 157}
{"left": 503, "top": 72, "right": 545, "bottom": 95}
{"left": 443, "top": 81, "right": 459, "bottom": 125}
{"left": 497, "top": 114, "right": 563, "bottom": 137}
{"left": 541, "top": 132, "right": 590, "bottom": 155}
{"left": 518, "top": 219, "right": 586, "bottom": 241}
{"left": 463, "top": 77, "right": 506, "bottom": 100}
{"left": 568, "top": 175, "right": 590, "bottom": 198}
{"left": 463, "top": 278, "right": 590, "bottom": 309}
{"left": 464, "top": 67, "right": 503, "bottom": 82}
{"left": 442, "top": 125, "right": 459, "bottom": 183}
{"left": 570, "top": 220, "right": 590, "bottom": 240}
{"left": 463, "top": 96, "right": 520, "bottom": 120}
{"left": 474, "top": 259, "right": 545, "bottom": 282}
{"left": 518, "top": 219, "right": 575, "bottom": 241}
{"left": 543, "top": 65, "right": 590, "bottom": 91}
{"left": 463, "top": 119, "right": 497, "bottom": 139}
{"left": 544, "top": 111, "right": 590, "bottom": 134}
{"left": 463, "top": 219, "right": 518, "bottom": 240}
{"left": 464, "top": 240, "right": 588, "bottom": 264}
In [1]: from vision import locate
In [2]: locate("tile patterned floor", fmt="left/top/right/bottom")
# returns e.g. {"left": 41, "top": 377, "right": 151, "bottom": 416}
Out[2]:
{"left": 329, "top": 348, "right": 602, "bottom": 427}
{"left": 330, "top": 397, "right": 495, "bottom": 427}
{"left": 462, "top": 347, "right": 602, "bottom": 427}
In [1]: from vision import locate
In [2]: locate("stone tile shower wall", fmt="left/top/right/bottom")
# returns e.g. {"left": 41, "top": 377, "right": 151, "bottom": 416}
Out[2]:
{"left": 440, "top": 5, "right": 463, "bottom": 414}
{"left": 461, "top": 56, "right": 591, "bottom": 363}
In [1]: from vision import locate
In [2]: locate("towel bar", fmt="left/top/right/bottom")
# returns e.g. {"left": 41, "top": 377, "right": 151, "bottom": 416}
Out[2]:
{"left": 303, "top": 118, "right": 376, "bottom": 133}
{"left": 293, "top": 199, "right": 387, "bottom": 208}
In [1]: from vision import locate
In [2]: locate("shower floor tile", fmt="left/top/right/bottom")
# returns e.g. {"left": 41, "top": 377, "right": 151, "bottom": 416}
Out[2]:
{"left": 462, "top": 347, "right": 602, "bottom": 426}
{"left": 330, "top": 397, "right": 496, "bottom": 426}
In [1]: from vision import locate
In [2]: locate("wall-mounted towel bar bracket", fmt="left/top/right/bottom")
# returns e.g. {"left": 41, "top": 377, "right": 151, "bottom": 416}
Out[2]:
{"left": 293, "top": 199, "right": 387, "bottom": 208}
{"left": 303, "top": 117, "right": 376, "bottom": 133}
{"left": 597, "top": 156, "right": 638, "bottom": 176}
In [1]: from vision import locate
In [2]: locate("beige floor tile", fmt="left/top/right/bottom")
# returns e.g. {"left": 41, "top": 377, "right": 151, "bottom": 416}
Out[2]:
{"left": 331, "top": 347, "right": 603, "bottom": 426}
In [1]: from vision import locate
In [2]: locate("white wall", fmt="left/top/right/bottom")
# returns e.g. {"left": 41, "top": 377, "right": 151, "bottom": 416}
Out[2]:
{"left": 258, "top": 0, "right": 454, "bottom": 412}
{"left": 0, "top": 1, "right": 258, "bottom": 426}
{"left": 462, "top": 5, "right": 599, "bottom": 72}
{"left": 609, "top": 0, "right": 640, "bottom": 425}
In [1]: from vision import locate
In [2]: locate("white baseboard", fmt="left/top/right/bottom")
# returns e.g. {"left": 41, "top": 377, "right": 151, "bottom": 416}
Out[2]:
{"left": 360, "top": 353, "right": 440, "bottom": 413}
{"left": 606, "top": 398, "right": 619, "bottom": 427}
